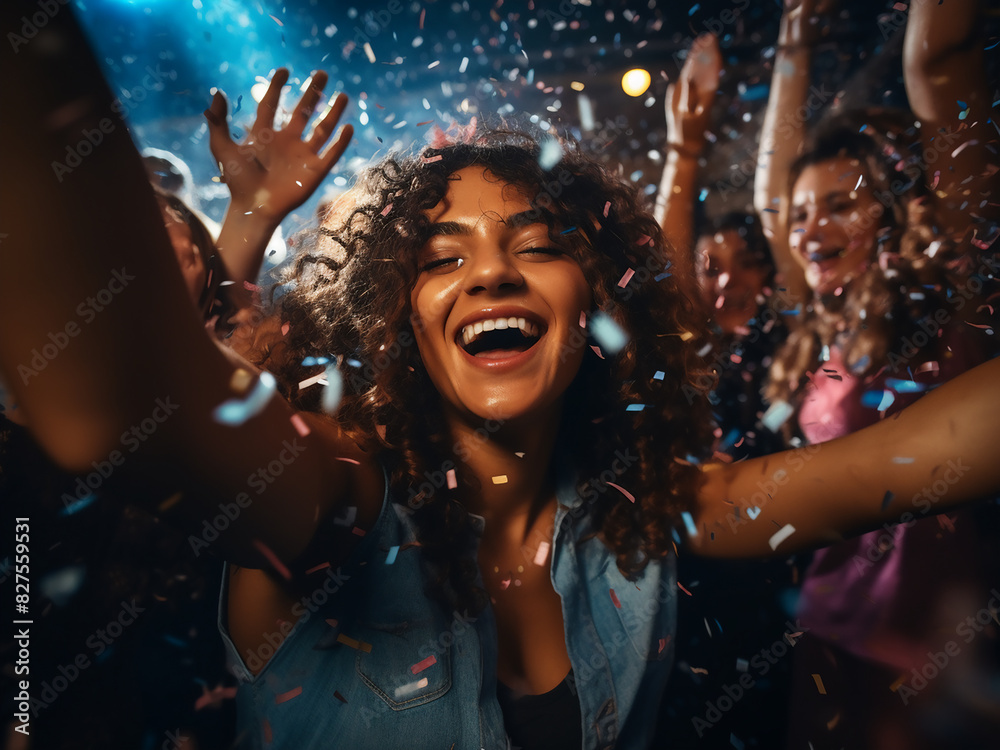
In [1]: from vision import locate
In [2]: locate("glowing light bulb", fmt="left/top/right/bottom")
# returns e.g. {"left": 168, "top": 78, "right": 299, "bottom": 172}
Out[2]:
{"left": 621, "top": 68, "right": 651, "bottom": 97}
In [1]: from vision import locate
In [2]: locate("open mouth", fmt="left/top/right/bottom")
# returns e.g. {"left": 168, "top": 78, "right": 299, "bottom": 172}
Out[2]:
{"left": 458, "top": 316, "right": 543, "bottom": 358}
{"left": 806, "top": 248, "right": 843, "bottom": 264}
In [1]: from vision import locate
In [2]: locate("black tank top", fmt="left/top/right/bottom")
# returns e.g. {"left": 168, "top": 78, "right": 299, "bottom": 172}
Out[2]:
{"left": 496, "top": 670, "right": 583, "bottom": 749}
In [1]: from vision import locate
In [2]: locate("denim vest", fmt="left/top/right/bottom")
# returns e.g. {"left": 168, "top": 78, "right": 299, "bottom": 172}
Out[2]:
{"left": 218, "top": 467, "right": 677, "bottom": 749}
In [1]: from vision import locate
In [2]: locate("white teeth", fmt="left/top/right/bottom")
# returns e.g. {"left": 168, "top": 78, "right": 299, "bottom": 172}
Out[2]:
{"left": 459, "top": 316, "right": 541, "bottom": 347}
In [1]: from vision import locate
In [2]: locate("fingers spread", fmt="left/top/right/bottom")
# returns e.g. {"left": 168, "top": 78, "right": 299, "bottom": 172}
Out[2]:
{"left": 308, "top": 92, "right": 349, "bottom": 151}
{"left": 253, "top": 67, "right": 290, "bottom": 135}
{"left": 288, "top": 71, "right": 329, "bottom": 137}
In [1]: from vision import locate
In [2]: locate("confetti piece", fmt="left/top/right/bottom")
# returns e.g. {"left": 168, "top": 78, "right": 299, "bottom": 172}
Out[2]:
{"left": 618, "top": 268, "right": 635, "bottom": 287}
{"left": 534, "top": 541, "right": 551, "bottom": 566}
{"left": 157, "top": 492, "right": 183, "bottom": 512}
{"left": 385, "top": 546, "right": 399, "bottom": 565}
{"left": 736, "top": 658, "right": 749, "bottom": 672}
{"left": 538, "top": 137, "right": 563, "bottom": 170}
{"left": 275, "top": 686, "right": 301, "bottom": 704}
{"left": 603, "top": 201, "right": 611, "bottom": 217}
{"left": 861, "top": 389, "right": 895, "bottom": 412}
{"left": 290, "top": 413, "right": 312, "bottom": 436}
{"left": 609, "top": 588, "right": 622, "bottom": 608}
{"left": 579, "top": 310, "right": 587, "bottom": 327}
{"left": 268, "top": 14, "right": 284, "bottom": 27}
{"left": 678, "top": 582, "right": 693, "bottom": 597}
{"left": 380, "top": 203, "right": 393, "bottom": 216}
{"left": 653, "top": 370, "right": 665, "bottom": 380}
{"left": 336, "top": 633, "right": 372, "bottom": 652}
{"left": 325, "top": 618, "right": 339, "bottom": 627}
{"left": 658, "top": 637, "right": 668, "bottom": 654}
{"left": 892, "top": 457, "right": 915, "bottom": 464}
{"left": 768, "top": 524, "right": 796, "bottom": 551}
{"left": 761, "top": 400, "right": 794, "bottom": 432}
{"left": 40, "top": 565, "right": 86, "bottom": 606}
{"left": 60, "top": 493, "right": 98, "bottom": 516}
{"left": 446, "top": 468, "right": 457, "bottom": 489}
{"left": 335, "top": 456, "right": 360, "bottom": 465}
{"left": 730, "top": 733, "right": 745, "bottom": 750}
{"left": 351, "top": 527, "right": 366, "bottom": 537}
{"left": 306, "top": 562, "right": 331, "bottom": 574}
{"left": 322, "top": 364, "right": 343, "bottom": 415}
{"left": 333, "top": 691, "right": 348, "bottom": 704}
{"left": 230, "top": 368, "right": 254, "bottom": 394}
{"left": 281, "top": 323, "right": 290, "bottom": 336}
{"left": 394, "top": 677, "right": 429, "bottom": 698}
{"left": 254, "top": 540, "right": 291, "bottom": 581}
{"left": 411, "top": 655, "right": 437, "bottom": 674}
{"left": 194, "top": 685, "right": 238, "bottom": 711}
{"left": 746, "top": 506, "right": 761, "bottom": 520}
{"left": 606, "top": 481, "right": 635, "bottom": 503}
{"left": 951, "top": 140, "right": 976, "bottom": 158}
{"left": 214, "top": 371, "right": 277, "bottom": 426}
{"left": 422, "top": 154, "right": 443, "bottom": 163}
{"left": 886, "top": 378, "right": 927, "bottom": 394}
{"left": 298, "top": 372, "right": 326, "bottom": 390}
{"left": 681, "top": 511, "right": 698, "bottom": 537}
{"left": 691, "top": 667, "right": 709, "bottom": 675}
{"left": 492, "top": 475, "right": 509, "bottom": 484}
{"left": 811, "top": 674, "right": 827, "bottom": 695}
{"left": 589, "top": 311, "right": 629, "bottom": 355}
{"left": 363, "top": 42, "right": 376, "bottom": 63}
{"left": 635, "top": 234, "right": 652, "bottom": 246}
{"left": 626, "top": 404, "right": 646, "bottom": 412}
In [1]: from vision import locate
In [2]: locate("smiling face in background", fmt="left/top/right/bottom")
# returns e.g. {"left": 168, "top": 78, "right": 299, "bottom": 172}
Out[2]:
{"left": 695, "top": 229, "right": 771, "bottom": 334}
{"left": 409, "top": 167, "right": 592, "bottom": 426}
{"left": 789, "top": 156, "right": 884, "bottom": 297}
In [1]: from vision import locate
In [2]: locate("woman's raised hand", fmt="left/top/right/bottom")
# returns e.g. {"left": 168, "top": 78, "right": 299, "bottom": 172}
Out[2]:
{"left": 205, "top": 68, "right": 353, "bottom": 224}
{"left": 666, "top": 33, "right": 721, "bottom": 157}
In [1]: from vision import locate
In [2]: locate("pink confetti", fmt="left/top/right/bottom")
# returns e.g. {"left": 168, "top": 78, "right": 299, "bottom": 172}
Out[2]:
{"left": 609, "top": 588, "right": 622, "bottom": 608}
{"left": 617, "top": 268, "right": 635, "bottom": 288}
{"left": 419, "top": 8, "right": 425, "bottom": 28}
{"left": 290, "top": 413, "right": 312, "bottom": 436}
{"left": 351, "top": 527, "right": 366, "bottom": 537}
{"left": 305, "top": 562, "right": 331, "bottom": 574}
{"left": 325, "top": 618, "right": 339, "bottom": 627}
{"left": 275, "top": 686, "right": 302, "bottom": 704}
{"left": 658, "top": 637, "right": 669, "bottom": 654}
{"left": 243, "top": 280, "right": 261, "bottom": 292}
{"left": 892, "top": 2, "right": 907, "bottom": 10}
{"left": 579, "top": 310, "right": 587, "bottom": 327}
{"left": 931, "top": 170, "right": 940, "bottom": 189}
{"left": 411, "top": 655, "right": 437, "bottom": 674}
{"left": 533, "top": 541, "right": 551, "bottom": 566}
{"left": 678, "top": 582, "right": 693, "bottom": 597}
{"left": 416, "top": 120, "right": 434, "bottom": 127}
{"left": 422, "top": 154, "right": 443, "bottom": 163}
{"left": 916, "top": 361, "right": 940, "bottom": 374}
{"left": 194, "top": 685, "right": 238, "bottom": 711}
{"left": 606, "top": 481, "right": 635, "bottom": 503}
{"left": 500, "top": 577, "right": 511, "bottom": 590}
{"left": 590, "top": 345, "right": 605, "bottom": 359}
{"left": 269, "top": 14, "right": 284, "bottom": 26}
{"left": 603, "top": 201, "right": 611, "bottom": 217}
{"left": 253, "top": 540, "right": 291, "bottom": 580}
{"left": 381, "top": 203, "right": 393, "bottom": 216}
{"left": 446, "top": 468, "right": 458, "bottom": 489}
{"left": 281, "top": 323, "right": 290, "bottom": 336}
{"left": 335, "top": 456, "right": 361, "bottom": 465}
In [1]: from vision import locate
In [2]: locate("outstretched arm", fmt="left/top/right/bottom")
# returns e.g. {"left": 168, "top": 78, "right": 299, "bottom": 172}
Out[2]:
{"left": 654, "top": 33, "right": 720, "bottom": 277}
{"left": 903, "top": 0, "right": 1000, "bottom": 236}
{"left": 209, "top": 68, "right": 352, "bottom": 307}
{"left": 753, "top": 0, "right": 819, "bottom": 305}
{"left": 689, "top": 356, "right": 1000, "bottom": 558}
{"left": 0, "top": 2, "right": 376, "bottom": 578}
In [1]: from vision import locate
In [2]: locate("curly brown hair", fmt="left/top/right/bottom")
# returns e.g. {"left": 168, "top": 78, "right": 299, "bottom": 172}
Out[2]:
{"left": 271, "top": 128, "right": 716, "bottom": 613}
{"left": 766, "top": 110, "right": 995, "bottom": 406}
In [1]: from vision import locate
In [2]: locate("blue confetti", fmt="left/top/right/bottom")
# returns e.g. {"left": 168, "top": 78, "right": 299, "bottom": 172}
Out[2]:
{"left": 626, "top": 404, "right": 646, "bottom": 412}
{"left": 214, "top": 371, "right": 278, "bottom": 426}
{"left": 861, "top": 389, "right": 895, "bottom": 411}
{"left": 885, "top": 378, "right": 927, "bottom": 394}
{"left": 302, "top": 356, "right": 331, "bottom": 367}
{"left": 681, "top": 511, "right": 699, "bottom": 538}
{"left": 859, "top": 124, "right": 868, "bottom": 132}
{"left": 688, "top": 4, "right": 700, "bottom": 15}
{"left": 60, "top": 493, "right": 98, "bottom": 517}
{"left": 385, "top": 545, "right": 400, "bottom": 565}
{"left": 761, "top": 400, "right": 794, "bottom": 432}
{"left": 698, "top": 188, "right": 709, "bottom": 202}
{"left": 560, "top": 227, "right": 577, "bottom": 235}
{"left": 654, "top": 271, "right": 672, "bottom": 282}
{"left": 233, "top": 94, "right": 243, "bottom": 115}
{"left": 653, "top": 370, "right": 665, "bottom": 381}
{"left": 589, "top": 311, "right": 629, "bottom": 355}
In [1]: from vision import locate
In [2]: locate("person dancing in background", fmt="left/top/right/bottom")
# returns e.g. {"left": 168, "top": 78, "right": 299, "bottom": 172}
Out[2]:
{"left": 755, "top": 1, "right": 1000, "bottom": 747}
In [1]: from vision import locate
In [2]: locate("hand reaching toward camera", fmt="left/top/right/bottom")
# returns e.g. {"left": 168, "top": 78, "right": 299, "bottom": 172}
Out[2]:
{"left": 665, "top": 33, "right": 720, "bottom": 156}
